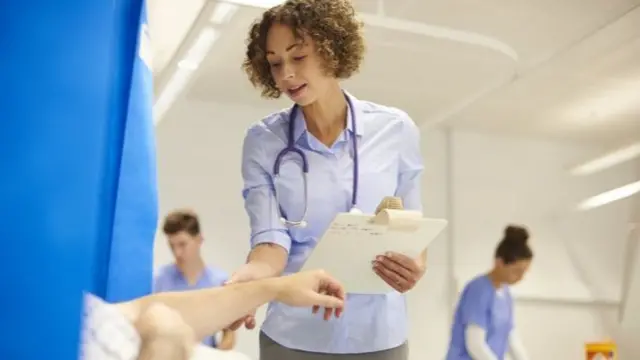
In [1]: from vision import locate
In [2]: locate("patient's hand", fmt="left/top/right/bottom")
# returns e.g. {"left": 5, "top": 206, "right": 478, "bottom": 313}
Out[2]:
{"left": 273, "top": 270, "right": 345, "bottom": 320}
{"left": 225, "top": 269, "right": 345, "bottom": 330}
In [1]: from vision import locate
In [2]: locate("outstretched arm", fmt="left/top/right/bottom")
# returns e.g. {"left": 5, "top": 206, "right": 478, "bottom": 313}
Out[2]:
{"left": 115, "top": 270, "right": 344, "bottom": 343}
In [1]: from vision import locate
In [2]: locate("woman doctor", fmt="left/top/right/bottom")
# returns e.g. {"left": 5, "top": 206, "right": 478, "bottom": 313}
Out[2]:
{"left": 446, "top": 225, "right": 533, "bottom": 360}
{"left": 227, "top": 0, "right": 427, "bottom": 359}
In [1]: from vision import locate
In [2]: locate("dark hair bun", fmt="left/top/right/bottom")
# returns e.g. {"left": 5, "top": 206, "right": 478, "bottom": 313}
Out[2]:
{"left": 504, "top": 225, "right": 529, "bottom": 244}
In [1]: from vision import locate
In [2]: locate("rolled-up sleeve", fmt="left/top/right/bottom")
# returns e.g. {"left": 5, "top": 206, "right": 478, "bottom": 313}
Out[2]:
{"left": 395, "top": 113, "right": 424, "bottom": 212}
{"left": 241, "top": 126, "right": 292, "bottom": 253}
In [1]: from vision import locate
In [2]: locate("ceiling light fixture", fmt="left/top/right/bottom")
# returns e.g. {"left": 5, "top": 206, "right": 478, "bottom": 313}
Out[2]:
{"left": 570, "top": 142, "right": 640, "bottom": 176}
{"left": 154, "top": 68, "right": 192, "bottom": 124}
{"left": 577, "top": 181, "right": 640, "bottom": 211}
{"left": 154, "top": 27, "right": 220, "bottom": 124}
{"left": 179, "top": 27, "right": 220, "bottom": 69}
{"left": 210, "top": 2, "right": 239, "bottom": 24}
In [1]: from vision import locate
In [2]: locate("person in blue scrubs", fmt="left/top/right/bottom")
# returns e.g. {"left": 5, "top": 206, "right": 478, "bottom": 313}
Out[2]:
{"left": 154, "top": 209, "right": 236, "bottom": 350}
{"left": 226, "top": 1, "right": 428, "bottom": 359}
{"left": 446, "top": 225, "right": 533, "bottom": 360}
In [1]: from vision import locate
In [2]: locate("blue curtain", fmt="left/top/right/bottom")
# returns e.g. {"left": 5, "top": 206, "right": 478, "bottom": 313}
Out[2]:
{"left": 104, "top": 1, "right": 159, "bottom": 303}
{"left": 0, "top": 1, "right": 147, "bottom": 358}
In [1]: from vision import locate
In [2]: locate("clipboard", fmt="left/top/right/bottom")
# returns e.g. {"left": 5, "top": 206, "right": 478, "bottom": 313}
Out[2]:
{"left": 301, "top": 209, "right": 448, "bottom": 294}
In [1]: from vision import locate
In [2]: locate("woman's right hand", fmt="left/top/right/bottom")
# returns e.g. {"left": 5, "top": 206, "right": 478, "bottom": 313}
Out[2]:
{"left": 224, "top": 262, "right": 271, "bottom": 330}
{"left": 225, "top": 245, "right": 288, "bottom": 330}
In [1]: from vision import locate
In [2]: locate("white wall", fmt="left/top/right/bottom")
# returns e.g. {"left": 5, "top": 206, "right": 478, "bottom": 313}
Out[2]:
{"left": 154, "top": 100, "right": 636, "bottom": 359}
{"left": 451, "top": 130, "right": 636, "bottom": 302}
{"left": 449, "top": 130, "right": 637, "bottom": 359}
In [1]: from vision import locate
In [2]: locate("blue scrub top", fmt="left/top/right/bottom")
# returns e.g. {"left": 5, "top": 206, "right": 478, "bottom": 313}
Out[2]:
{"left": 153, "top": 264, "right": 229, "bottom": 347}
{"left": 240, "top": 92, "right": 425, "bottom": 354}
{"left": 446, "top": 275, "right": 514, "bottom": 360}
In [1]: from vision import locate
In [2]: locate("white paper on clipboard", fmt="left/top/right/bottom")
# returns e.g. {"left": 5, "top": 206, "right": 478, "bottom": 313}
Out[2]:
{"left": 301, "top": 209, "right": 448, "bottom": 294}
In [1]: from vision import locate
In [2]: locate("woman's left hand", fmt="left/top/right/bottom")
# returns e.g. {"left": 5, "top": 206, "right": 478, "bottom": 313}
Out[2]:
{"left": 372, "top": 252, "right": 426, "bottom": 293}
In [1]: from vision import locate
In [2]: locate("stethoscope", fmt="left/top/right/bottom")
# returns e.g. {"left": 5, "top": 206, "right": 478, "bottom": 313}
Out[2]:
{"left": 273, "top": 95, "right": 360, "bottom": 228}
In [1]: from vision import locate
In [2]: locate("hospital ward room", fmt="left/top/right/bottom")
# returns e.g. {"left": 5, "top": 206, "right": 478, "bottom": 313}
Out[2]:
{"left": 3, "top": 0, "right": 640, "bottom": 359}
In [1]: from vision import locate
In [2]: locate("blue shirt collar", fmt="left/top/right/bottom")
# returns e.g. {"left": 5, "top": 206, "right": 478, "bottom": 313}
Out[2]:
{"left": 170, "top": 263, "right": 212, "bottom": 283}
{"left": 290, "top": 90, "right": 364, "bottom": 143}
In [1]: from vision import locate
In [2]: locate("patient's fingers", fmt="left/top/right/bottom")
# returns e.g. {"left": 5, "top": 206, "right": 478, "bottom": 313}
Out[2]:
{"left": 245, "top": 315, "right": 256, "bottom": 329}
{"left": 310, "top": 287, "right": 344, "bottom": 320}
{"left": 320, "top": 278, "right": 345, "bottom": 302}
{"left": 320, "top": 280, "right": 345, "bottom": 308}
{"left": 227, "top": 318, "right": 244, "bottom": 331}
{"left": 323, "top": 307, "right": 334, "bottom": 320}
{"left": 327, "top": 287, "right": 344, "bottom": 318}
{"left": 227, "top": 314, "right": 255, "bottom": 331}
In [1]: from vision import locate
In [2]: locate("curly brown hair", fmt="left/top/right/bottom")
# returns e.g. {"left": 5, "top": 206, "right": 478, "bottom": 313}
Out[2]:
{"left": 242, "top": 0, "right": 365, "bottom": 98}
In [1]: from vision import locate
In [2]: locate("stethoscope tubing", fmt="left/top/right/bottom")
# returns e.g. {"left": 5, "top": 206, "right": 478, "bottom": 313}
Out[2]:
{"left": 273, "top": 93, "right": 359, "bottom": 227}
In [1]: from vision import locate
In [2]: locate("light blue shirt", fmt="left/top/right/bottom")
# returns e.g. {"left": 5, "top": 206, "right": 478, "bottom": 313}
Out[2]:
{"left": 446, "top": 275, "right": 514, "bottom": 360}
{"left": 240, "top": 92, "right": 424, "bottom": 354}
{"left": 153, "top": 264, "right": 229, "bottom": 347}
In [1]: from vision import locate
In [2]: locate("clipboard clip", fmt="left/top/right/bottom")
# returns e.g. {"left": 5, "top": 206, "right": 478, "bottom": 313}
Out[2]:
{"left": 370, "top": 209, "right": 423, "bottom": 232}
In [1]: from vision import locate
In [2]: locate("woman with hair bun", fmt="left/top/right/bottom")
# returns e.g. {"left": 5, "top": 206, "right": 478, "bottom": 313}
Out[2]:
{"left": 446, "top": 225, "right": 533, "bottom": 360}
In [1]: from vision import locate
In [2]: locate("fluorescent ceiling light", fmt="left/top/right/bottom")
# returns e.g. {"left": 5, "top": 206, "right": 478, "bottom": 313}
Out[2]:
{"left": 154, "top": 68, "right": 192, "bottom": 124}
{"left": 179, "top": 27, "right": 220, "bottom": 70}
{"left": 577, "top": 181, "right": 640, "bottom": 211}
{"left": 153, "top": 28, "right": 220, "bottom": 124}
{"left": 220, "top": 0, "right": 283, "bottom": 9}
{"left": 211, "top": 2, "right": 239, "bottom": 24}
{"left": 571, "top": 142, "right": 640, "bottom": 176}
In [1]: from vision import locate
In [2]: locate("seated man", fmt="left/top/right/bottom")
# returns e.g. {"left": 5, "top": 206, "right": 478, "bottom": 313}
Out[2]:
{"left": 154, "top": 210, "right": 236, "bottom": 350}
{"left": 80, "top": 270, "right": 344, "bottom": 360}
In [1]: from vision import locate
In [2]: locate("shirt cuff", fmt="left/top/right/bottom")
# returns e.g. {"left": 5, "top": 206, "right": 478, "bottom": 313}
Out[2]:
{"left": 250, "top": 229, "right": 292, "bottom": 253}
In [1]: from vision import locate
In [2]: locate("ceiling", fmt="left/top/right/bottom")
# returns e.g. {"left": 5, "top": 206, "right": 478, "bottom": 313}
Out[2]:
{"left": 151, "top": 0, "right": 640, "bottom": 146}
{"left": 147, "top": 0, "right": 206, "bottom": 73}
